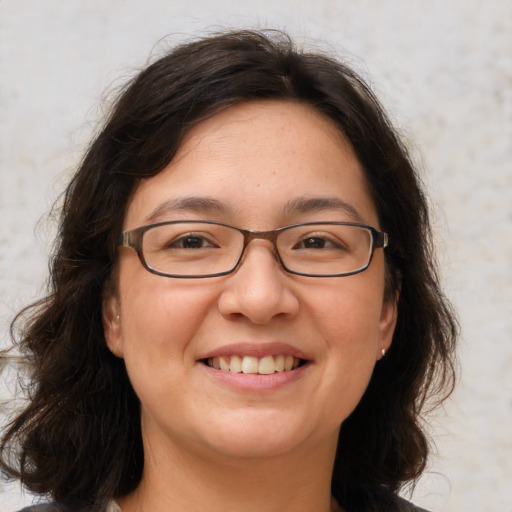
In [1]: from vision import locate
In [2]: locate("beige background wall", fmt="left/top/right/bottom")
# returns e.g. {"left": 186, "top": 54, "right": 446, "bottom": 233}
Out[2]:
{"left": 1, "top": 1, "right": 511, "bottom": 511}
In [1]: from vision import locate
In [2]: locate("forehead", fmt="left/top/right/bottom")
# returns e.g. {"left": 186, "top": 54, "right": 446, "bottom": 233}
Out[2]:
{"left": 174, "top": 100, "right": 350, "bottom": 165}
{"left": 125, "top": 100, "right": 378, "bottom": 229}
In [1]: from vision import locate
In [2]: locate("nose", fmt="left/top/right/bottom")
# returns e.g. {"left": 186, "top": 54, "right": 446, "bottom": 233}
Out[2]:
{"left": 217, "top": 240, "right": 300, "bottom": 324}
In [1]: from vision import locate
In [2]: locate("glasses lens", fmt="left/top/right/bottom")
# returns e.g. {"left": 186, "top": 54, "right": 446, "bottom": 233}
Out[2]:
{"left": 277, "top": 224, "right": 373, "bottom": 276}
{"left": 142, "top": 222, "right": 243, "bottom": 276}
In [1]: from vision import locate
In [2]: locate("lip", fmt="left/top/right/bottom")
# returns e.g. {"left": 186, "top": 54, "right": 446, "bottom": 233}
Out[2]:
{"left": 196, "top": 342, "right": 313, "bottom": 392}
{"left": 198, "top": 342, "right": 312, "bottom": 361}
{"left": 199, "top": 359, "right": 311, "bottom": 392}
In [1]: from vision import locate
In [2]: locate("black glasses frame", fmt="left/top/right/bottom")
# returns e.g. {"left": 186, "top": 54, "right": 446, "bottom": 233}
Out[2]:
{"left": 118, "top": 220, "right": 388, "bottom": 278}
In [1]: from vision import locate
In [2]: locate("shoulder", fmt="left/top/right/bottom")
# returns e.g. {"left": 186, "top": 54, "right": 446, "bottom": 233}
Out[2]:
{"left": 14, "top": 505, "right": 86, "bottom": 512}
{"left": 15, "top": 500, "right": 117, "bottom": 512}
{"left": 15, "top": 506, "right": 61, "bottom": 512}
{"left": 334, "top": 489, "right": 433, "bottom": 512}
{"left": 395, "top": 495, "right": 432, "bottom": 512}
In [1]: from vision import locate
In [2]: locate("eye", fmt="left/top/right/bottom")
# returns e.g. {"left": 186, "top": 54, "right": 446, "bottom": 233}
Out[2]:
{"left": 167, "top": 233, "right": 217, "bottom": 249}
{"left": 299, "top": 237, "right": 329, "bottom": 249}
{"left": 293, "top": 233, "right": 345, "bottom": 250}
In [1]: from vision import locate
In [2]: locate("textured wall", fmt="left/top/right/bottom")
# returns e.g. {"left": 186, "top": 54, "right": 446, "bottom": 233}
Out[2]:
{"left": 1, "top": 1, "right": 511, "bottom": 511}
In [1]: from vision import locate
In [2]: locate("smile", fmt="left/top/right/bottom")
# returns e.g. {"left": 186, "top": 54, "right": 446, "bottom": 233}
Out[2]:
{"left": 204, "top": 355, "right": 304, "bottom": 374}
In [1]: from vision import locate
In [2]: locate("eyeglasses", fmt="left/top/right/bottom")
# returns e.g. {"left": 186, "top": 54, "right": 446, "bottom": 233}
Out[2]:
{"left": 118, "top": 220, "right": 388, "bottom": 278}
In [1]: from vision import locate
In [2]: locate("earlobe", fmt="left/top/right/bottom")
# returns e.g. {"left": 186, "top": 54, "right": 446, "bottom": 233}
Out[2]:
{"left": 378, "top": 291, "right": 399, "bottom": 359}
{"left": 102, "top": 294, "right": 124, "bottom": 358}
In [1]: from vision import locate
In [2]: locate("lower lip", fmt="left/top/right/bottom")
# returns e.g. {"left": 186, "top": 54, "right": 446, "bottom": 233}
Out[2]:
{"left": 199, "top": 362, "right": 310, "bottom": 391}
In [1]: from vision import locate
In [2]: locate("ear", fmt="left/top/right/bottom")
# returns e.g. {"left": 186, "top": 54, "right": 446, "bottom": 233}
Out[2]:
{"left": 102, "top": 293, "right": 124, "bottom": 358}
{"left": 378, "top": 291, "right": 399, "bottom": 360}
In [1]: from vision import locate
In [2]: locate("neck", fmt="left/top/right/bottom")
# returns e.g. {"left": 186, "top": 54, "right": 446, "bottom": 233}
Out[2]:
{"left": 117, "top": 421, "right": 341, "bottom": 512}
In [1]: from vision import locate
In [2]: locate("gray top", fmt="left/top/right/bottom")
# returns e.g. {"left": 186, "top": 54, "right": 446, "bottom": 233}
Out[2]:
{"left": 16, "top": 501, "right": 121, "bottom": 512}
{"left": 16, "top": 499, "right": 431, "bottom": 512}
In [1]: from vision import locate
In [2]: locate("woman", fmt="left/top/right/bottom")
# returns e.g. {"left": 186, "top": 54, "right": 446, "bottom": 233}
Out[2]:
{"left": 1, "top": 30, "right": 458, "bottom": 512}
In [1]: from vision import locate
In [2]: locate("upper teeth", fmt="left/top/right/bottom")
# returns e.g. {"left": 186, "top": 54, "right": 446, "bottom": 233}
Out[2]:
{"left": 206, "top": 355, "right": 301, "bottom": 374}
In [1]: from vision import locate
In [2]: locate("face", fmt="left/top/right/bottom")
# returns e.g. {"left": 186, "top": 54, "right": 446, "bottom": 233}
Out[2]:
{"left": 104, "top": 100, "right": 397, "bottom": 463}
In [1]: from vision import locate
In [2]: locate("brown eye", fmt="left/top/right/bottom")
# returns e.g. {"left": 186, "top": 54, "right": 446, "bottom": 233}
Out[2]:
{"left": 301, "top": 237, "right": 327, "bottom": 249}
{"left": 292, "top": 233, "right": 345, "bottom": 251}
{"left": 167, "top": 234, "right": 216, "bottom": 249}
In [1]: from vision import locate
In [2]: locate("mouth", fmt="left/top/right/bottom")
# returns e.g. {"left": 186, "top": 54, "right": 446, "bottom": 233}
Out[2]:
{"left": 202, "top": 355, "right": 307, "bottom": 375}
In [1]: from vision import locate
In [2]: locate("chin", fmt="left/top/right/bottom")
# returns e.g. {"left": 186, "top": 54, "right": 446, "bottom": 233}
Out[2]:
{"left": 196, "top": 411, "right": 324, "bottom": 460}
{"left": 208, "top": 433, "right": 304, "bottom": 460}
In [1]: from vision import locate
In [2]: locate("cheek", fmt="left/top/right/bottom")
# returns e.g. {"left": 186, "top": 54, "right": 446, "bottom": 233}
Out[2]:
{"left": 116, "top": 267, "right": 219, "bottom": 374}
{"left": 303, "top": 278, "right": 384, "bottom": 421}
{"left": 316, "top": 295, "right": 380, "bottom": 382}
{"left": 116, "top": 277, "right": 221, "bottom": 419}
{"left": 308, "top": 278, "right": 384, "bottom": 348}
{"left": 120, "top": 259, "right": 215, "bottom": 333}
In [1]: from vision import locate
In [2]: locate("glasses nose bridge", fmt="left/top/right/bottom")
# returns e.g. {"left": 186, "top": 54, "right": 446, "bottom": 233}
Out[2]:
{"left": 239, "top": 227, "right": 282, "bottom": 260}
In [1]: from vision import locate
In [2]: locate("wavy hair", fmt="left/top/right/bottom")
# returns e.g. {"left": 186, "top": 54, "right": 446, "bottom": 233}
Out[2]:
{"left": 1, "top": 30, "right": 458, "bottom": 512}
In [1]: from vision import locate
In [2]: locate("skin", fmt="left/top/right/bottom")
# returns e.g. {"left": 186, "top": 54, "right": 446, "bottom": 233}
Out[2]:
{"left": 104, "top": 100, "right": 398, "bottom": 512}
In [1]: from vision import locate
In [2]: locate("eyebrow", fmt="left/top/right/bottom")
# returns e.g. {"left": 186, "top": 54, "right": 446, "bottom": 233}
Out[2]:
{"left": 145, "top": 195, "right": 364, "bottom": 224}
{"left": 283, "top": 196, "right": 364, "bottom": 223}
{"left": 145, "top": 196, "right": 229, "bottom": 223}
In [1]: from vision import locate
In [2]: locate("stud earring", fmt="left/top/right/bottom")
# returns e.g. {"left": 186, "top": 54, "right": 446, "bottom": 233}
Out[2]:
{"left": 381, "top": 348, "right": 386, "bottom": 357}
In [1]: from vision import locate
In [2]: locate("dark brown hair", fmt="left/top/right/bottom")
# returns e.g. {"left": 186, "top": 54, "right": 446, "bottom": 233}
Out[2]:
{"left": 1, "top": 30, "right": 458, "bottom": 512}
